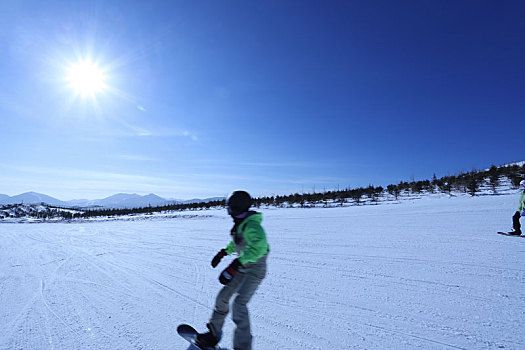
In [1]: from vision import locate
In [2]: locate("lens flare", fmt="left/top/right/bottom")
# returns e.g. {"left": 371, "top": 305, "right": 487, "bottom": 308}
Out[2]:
{"left": 66, "top": 60, "right": 107, "bottom": 97}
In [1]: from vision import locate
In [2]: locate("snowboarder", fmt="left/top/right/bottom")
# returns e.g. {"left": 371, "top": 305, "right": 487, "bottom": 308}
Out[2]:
{"left": 509, "top": 179, "right": 525, "bottom": 235}
{"left": 196, "top": 190, "right": 269, "bottom": 350}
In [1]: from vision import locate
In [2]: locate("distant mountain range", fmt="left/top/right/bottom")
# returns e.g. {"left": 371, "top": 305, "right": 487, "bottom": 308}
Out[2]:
{"left": 0, "top": 192, "right": 224, "bottom": 209}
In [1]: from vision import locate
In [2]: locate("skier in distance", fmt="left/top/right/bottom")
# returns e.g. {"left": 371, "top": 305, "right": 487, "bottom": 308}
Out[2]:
{"left": 509, "top": 179, "right": 525, "bottom": 235}
{"left": 196, "top": 190, "right": 269, "bottom": 350}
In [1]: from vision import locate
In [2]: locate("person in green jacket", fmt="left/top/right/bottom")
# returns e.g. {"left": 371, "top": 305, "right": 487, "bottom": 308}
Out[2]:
{"left": 196, "top": 191, "right": 269, "bottom": 350}
{"left": 510, "top": 180, "right": 525, "bottom": 235}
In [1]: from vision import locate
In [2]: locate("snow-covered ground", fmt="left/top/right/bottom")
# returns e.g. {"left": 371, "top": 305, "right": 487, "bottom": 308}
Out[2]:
{"left": 0, "top": 192, "right": 524, "bottom": 349}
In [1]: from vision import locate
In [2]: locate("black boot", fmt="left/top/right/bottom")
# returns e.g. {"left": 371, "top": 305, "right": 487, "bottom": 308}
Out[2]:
{"left": 195, "top": 324, "right": 219, "bottom": 349}
{"left": 511, "top": 212, "right": 522, "bottom": 235}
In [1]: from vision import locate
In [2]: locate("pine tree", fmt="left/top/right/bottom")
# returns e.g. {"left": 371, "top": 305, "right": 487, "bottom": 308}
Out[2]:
{"left": 488, "top": 165, "right": 500, "bottom": 193}
{"left": 466, "top": 175, "right": 481, "bottom": 196}
{"left": 387, "top": 184, "right": 400, "bottom": 199}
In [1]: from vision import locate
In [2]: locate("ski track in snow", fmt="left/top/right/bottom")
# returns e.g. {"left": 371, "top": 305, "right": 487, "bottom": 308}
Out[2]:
{"left": 1, "top": 194, "right": 524, "bottom": 349}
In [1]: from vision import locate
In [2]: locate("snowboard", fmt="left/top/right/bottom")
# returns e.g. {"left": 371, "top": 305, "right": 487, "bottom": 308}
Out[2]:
{"left": 497, "top": 231, "right": 524, "bottom": 238}
{"left": 177, "top": 324, "right": 224, "bottom": 350}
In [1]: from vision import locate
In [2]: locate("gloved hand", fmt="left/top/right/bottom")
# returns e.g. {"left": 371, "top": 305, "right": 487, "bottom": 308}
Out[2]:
{"left": 521, "top": 210, "right": 525, "bottom": 217}
{"left": 211, "top": 249, "right": 228, "bottom": 268}
{"left": 219, "top": 259, "right": 243, "bottom": 285}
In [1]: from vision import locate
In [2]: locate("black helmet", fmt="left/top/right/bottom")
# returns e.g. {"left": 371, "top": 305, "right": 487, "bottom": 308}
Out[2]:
{"left": 227, "top": 191, "right": 253, "bottom": 216}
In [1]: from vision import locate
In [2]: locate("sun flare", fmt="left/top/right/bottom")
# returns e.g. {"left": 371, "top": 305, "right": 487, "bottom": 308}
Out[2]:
{"left": 66, "top": 60, "right": 107, "bottom": 97}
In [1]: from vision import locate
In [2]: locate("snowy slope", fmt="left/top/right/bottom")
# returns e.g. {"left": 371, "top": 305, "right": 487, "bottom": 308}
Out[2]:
{"left": 0, "top": 192, "right": 524, "bottom": 349}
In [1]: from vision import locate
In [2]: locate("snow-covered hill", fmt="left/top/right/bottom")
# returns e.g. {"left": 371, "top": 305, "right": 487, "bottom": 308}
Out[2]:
{"left": 1, "top": 177, "right": 520, "bottom": 223}
{"left": 89, "top": 193, "right": 167, "bottom": 208}
{"left": 0, "top": 191, "right": 524, "bottom": 349}
{"left": 1, "top": 192, "right": 66, "bottom": 206}
{"left": 0, "top": 191, "right": 225, "bottom": 209}
{"left": 0, "top": 192, "right": 169, "bottom": 208}
{"left": 0, "top": 204, "right": 83, "bottom": 222}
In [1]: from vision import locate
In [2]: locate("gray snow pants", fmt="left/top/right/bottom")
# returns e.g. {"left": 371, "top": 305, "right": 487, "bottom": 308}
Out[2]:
{"left": 208, "top": 255, "right": 267, "bottom": 350}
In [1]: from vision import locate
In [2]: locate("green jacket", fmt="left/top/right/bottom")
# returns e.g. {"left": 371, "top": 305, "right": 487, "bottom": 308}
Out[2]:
{"left": 519, "top": 191, "right": 525, "bottom": 211}
{"left": 225, "top": 212, "right": 269, "bottom": 266}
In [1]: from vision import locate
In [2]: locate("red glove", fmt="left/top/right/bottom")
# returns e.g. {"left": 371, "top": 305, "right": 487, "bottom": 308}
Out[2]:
{"left": 219, "top": 259, "right": 242, "bottom": 285}
{"left": 211, "top": 249, "right": 228, "bottom": 268}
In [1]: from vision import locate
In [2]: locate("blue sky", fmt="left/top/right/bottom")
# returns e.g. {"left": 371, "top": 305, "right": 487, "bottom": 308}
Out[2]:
{"left": 0, "top": 1, "right": 523, "bottom": 200}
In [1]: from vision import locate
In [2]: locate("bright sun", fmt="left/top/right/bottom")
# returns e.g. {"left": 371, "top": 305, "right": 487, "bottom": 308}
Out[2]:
{"left": 66, "top": 60, "right": 107, "bottom": 97}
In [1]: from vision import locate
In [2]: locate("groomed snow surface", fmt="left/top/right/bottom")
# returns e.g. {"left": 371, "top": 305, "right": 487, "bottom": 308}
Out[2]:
{"left": 1, "top": 193, "right": 524, "bottom": 350}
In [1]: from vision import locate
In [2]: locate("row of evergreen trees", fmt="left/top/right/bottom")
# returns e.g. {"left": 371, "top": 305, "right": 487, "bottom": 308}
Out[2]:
{"left": 79, "top": 199, "right": 226, "bottom": 219}
{"left": 253, "top": 163, "right": 524, "bottom": 207}
{"left": 11, "top": 162, "right": 522, "bottom": 220}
